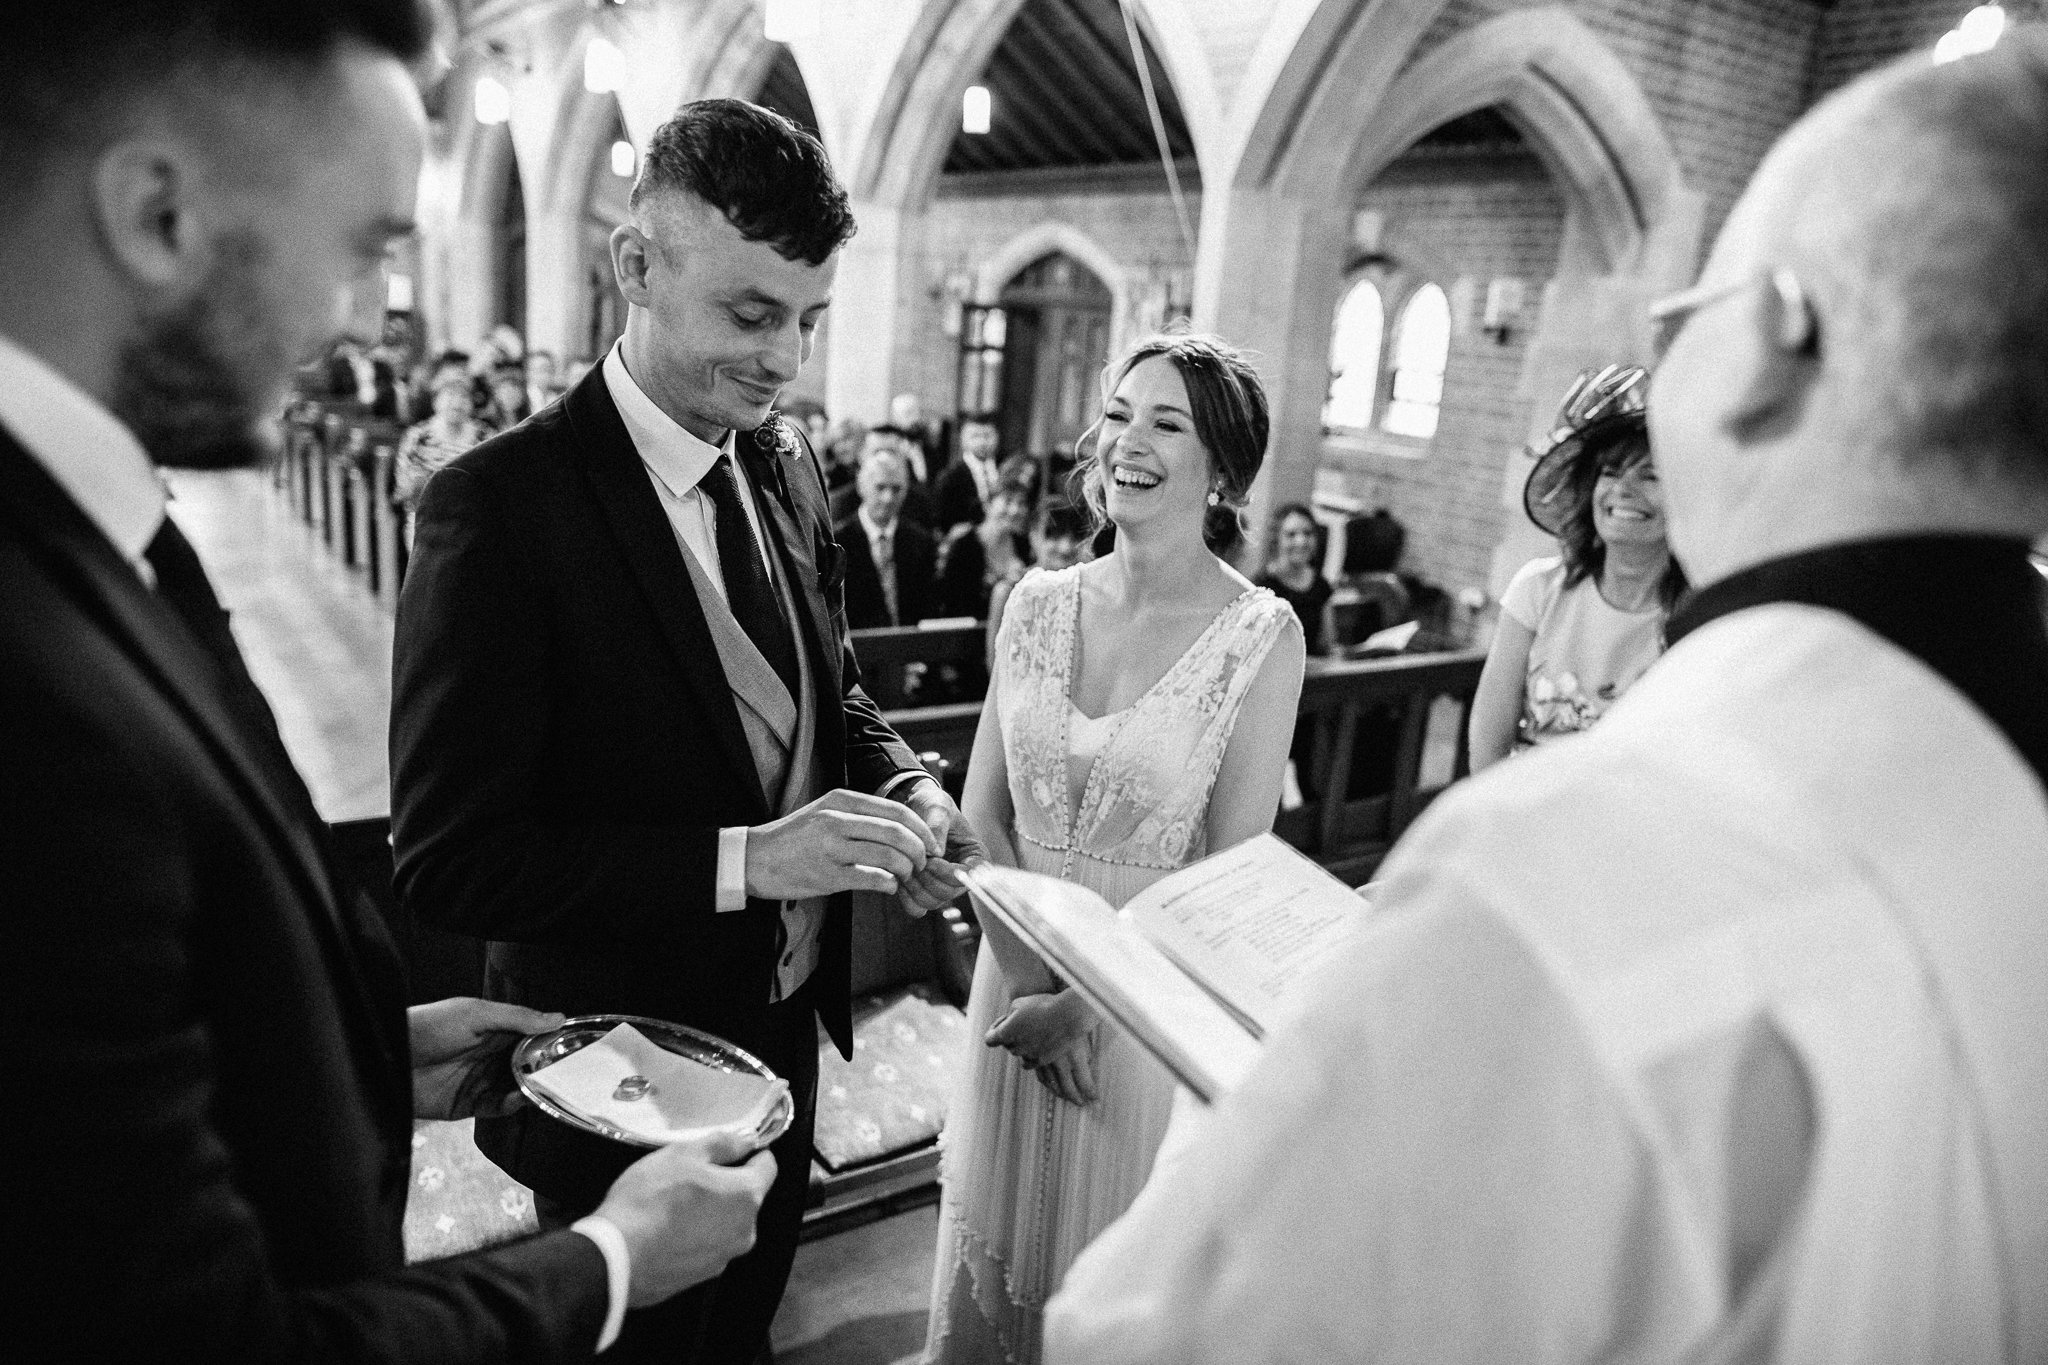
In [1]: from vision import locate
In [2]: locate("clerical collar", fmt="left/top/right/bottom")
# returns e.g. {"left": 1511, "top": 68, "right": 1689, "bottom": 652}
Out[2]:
{"left": 1668, "top": 535, "right": 2048, "bottom": 791}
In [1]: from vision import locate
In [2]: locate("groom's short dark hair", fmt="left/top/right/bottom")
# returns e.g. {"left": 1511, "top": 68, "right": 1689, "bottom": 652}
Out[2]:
{"left": 632, "top": 98, "right": 856, "bottom": 266}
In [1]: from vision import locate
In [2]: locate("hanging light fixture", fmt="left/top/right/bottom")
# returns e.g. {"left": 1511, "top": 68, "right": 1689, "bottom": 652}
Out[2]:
{"left": 584, "top": 36, "right": 625, "bottom": 94}
{"left": 962, "top": 84, "right": 991, "bottom": 135}
{"left": 1934, "top": 4, "right": 2006, "bottom": 63}
{"left": 611, "top": 139, "right": 637, "bottom": 178}
{"left": 474, "top": 75, "right": 512, "bottom": 125}
{"left": 763, "top": 0, "right": 821, "bottom": 44}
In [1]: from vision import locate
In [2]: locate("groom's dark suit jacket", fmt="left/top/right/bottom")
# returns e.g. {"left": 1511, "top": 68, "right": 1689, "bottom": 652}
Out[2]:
{"left": 390, "top": 365, "right": 924, "bottom": 1208}
{"left": 0, "top": 434, "right": 606, "bottom": 1361}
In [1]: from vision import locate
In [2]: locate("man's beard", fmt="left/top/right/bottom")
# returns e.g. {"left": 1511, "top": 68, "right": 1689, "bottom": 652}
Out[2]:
{"left": 111, "top": 233, "right": 288, "bottom": 472}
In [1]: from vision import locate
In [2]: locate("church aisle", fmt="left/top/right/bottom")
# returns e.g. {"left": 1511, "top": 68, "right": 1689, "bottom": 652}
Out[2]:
{"left": 166, "top": 467, "right": 392, "bottom": 822}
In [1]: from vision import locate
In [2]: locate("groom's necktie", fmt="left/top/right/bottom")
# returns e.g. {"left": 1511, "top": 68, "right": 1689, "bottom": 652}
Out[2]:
{"left": 699, "top": 454, "right": 801, "bottom": 698}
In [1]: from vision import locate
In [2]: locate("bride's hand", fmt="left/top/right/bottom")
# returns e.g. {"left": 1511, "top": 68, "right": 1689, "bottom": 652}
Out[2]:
{"left": 985, "top": 991, "right": 1098, "bottom": 1105}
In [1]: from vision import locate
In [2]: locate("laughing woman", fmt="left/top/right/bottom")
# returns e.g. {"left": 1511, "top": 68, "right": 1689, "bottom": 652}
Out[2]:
{"left": 1468, "top": 364, "right": 1688, "bottom": 770}
{"left": 923, "top": 334, "right": 1304, "bottom": 1365}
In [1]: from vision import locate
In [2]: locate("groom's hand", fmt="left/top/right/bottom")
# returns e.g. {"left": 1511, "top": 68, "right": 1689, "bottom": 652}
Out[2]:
{"left": 746, "top": 789, "right": 933, "bottom": 899}
{"left": 896, "top": 779, "right": 984, "bottom": 918}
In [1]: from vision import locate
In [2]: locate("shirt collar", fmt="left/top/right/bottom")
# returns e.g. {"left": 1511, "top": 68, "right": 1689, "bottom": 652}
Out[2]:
{"left": 1668, "top": 534, "right": 2048, "bottom": 792}
{"left": 0, "top": 330, "right": 166, "bottom": 570}
{"left": 858, "top": 505, "right": 896, "bottom": 543}
{"left": 602, "top": 341, "right": 730, "bottom": 497}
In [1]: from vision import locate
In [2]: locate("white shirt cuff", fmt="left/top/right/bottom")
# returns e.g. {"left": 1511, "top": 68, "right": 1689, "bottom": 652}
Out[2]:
{"left": 716, "top": 826, "right": 750, "bottom": 912}
{"left": 569, "top": 1214, "right": 631, "bottom": 1353}
{"left": 877, "top": 771, "right": 937, "bottom": 803}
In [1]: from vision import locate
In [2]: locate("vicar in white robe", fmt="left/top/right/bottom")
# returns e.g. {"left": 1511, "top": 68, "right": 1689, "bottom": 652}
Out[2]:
{"left": 1047, "top": 31, "right": 2048, "bottom": 1365}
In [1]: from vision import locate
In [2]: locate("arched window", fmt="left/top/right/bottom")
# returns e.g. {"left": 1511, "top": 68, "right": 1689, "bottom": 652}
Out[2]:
{"left": 1382, "top": 283, "right": 1450, "bottom": 439}
{"left": 1322, "top": 277, "right": 1384, "bottom": 432}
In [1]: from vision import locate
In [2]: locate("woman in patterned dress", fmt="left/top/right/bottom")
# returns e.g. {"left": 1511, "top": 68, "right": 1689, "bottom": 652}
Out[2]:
{"left": 1469, "top": 364, "right": 1689, "bottom": 770}
{"left": 924, "top": 333, "right": 1305, "bottom": 1364}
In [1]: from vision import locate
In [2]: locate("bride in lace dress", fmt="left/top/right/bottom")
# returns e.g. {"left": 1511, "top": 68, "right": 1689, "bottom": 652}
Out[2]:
{"left": 925, "top": 333, "right": 1305, "bottom": 1364}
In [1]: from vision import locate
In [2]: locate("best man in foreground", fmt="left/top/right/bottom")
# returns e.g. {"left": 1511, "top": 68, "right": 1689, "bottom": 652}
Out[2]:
{"left": 1, "top": 2, "right": 776, "bottom": 1359}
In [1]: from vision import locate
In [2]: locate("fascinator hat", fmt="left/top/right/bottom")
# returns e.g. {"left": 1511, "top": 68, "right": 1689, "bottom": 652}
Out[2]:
{"left": 1522, "top": 363, "right": 1650, "bottom": 537}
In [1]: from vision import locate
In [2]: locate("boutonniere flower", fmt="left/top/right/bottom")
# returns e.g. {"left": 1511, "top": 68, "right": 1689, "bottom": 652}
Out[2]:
{"left": 756, "top": 414, "right": 802, "bottom": 461}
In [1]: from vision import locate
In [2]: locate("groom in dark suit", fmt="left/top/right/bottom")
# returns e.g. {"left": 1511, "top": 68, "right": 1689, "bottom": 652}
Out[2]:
{"left": 391, "top": 100, "right": 976, "bottom": 1364}
{"left": 2, "top": 3, "right": 778, "bottom": 1359}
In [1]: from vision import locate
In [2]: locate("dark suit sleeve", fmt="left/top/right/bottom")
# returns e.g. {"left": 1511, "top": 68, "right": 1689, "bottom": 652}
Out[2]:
{"left": 3, "top": 677, "right": 608, "bottom": 1364}
{"left": 391, "top": 464, "right": 720, "bottom": 948}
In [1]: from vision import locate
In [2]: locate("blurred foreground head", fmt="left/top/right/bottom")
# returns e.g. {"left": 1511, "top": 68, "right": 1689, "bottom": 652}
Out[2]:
{"left": 1649, "top": 28, "right": 2048, "bottom": 583}
{"left": 0, "top": 1, "right": 431, "bottom": 469}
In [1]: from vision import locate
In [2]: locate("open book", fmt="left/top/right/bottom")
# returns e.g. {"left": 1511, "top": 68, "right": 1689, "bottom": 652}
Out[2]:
{"left": 962, "top": 833, "right": 1368, "bottom": 1103}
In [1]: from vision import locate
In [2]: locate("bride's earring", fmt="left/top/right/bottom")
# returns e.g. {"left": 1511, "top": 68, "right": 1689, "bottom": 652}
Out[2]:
{"left": 1206, "top": 488, "right": 1223, "bottom": 507}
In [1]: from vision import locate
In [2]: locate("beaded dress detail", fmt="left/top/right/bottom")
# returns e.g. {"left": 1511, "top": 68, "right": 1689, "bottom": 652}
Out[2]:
{"left": 925, "top": 565, "right": 1293, "bottom": 1364}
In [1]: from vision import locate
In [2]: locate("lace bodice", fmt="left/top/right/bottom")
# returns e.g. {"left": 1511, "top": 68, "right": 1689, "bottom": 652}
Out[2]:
{"left": 996, "top": 565, "right": 1294, "bottom": 878}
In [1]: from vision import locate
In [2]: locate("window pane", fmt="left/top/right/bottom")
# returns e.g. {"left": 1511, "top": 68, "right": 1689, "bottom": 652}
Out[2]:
{"left": 1382, "top": 283, "right": 1449, "bottom": 439}
{"left": 1322, "top": 278, "right": 1384, "bottom": 431}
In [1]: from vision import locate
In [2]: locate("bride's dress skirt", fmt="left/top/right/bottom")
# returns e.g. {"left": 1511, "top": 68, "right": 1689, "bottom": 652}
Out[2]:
{"left": 924, "top": 846, "right": 1178, "bottom": 1365}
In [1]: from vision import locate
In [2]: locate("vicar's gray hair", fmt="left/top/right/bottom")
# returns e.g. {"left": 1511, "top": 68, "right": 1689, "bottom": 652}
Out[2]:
{"left": 1809, "top": 29, "right": 2048, "bottom": 492}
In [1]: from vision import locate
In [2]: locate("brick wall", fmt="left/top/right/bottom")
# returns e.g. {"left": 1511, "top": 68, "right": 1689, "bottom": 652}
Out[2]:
{"left": 1402, "top": 0, "right": 1820, "bottom": 261}
{"left": 1313, "top": 149, "right": 1566, "bottom": 597}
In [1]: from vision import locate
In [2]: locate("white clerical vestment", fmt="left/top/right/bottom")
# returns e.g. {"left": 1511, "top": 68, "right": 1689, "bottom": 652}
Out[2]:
{"left": 1046, "top": 602, "right": 2048, "bottom": 1363}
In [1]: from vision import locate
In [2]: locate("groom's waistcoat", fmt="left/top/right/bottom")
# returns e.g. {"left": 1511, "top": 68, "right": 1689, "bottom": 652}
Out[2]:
{"left": 671, "top": 511, "right": 833, "bottom": 998}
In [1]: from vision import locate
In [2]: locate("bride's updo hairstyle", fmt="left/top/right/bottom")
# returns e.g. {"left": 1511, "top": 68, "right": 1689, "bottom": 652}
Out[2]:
{"left": 1072, "top": 330, "right": 1270, "bottom": 556}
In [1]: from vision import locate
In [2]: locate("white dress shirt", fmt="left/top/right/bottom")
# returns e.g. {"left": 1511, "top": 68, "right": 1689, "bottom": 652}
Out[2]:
{"left": 0, "top": 330, "right": 165, "bottom": 582}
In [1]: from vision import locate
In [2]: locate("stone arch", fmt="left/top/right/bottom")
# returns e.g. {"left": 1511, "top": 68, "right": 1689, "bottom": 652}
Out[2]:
{"left": 1215, "top": 4, "right": 1703, "bottom": 584}
{"left": 972, "top": 221, "right": 1128, "bottom": 324}
{"left": 1261, "top": 8, "right": 1688, "bottom": 278}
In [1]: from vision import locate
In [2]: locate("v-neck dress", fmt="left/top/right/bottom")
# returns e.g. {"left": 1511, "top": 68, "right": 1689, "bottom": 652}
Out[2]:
{"left": 926, "top": 565, "right": 1293, "bottom": 1364}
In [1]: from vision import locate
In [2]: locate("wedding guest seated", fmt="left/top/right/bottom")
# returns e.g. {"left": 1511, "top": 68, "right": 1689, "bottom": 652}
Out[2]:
{"left": 837, "top": 446, "right": 939, "bottom": 629}
{"left": 1323, "top": 508, "right": 1411, "bottom": 651}
{"left": 823, "top": 417, "right": 867, "bottom": 498}
{"left": 886, "top": 390, "right": 946, "bottom": 482}
{"left": 934, "top": 416, "right": 1002, "bottom": 535}
{"left": 936, "top": 467, "right": 1033, "bottom": 620}
{"left": 1468, "top": 364, "right": 1685, "bottom": 772}
{"left": 481, "top": 363, "right": 531, "bottom": 433}
{"left": 984, "top": 495, "right": 1091, "bottom": 664}
{"left": 1255, "top": 502, "right": 1333, "bottom": 656}
{"left": 523, "top": 348, "right": 560, "bottom": 415}
{"left": 394, "top": 369, "right": 492, "bottom": 511}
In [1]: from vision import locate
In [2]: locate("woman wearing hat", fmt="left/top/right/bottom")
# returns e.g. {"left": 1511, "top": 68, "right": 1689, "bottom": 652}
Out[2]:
{"left": 1468, "top": 364, "right": 1687, "bottom": 770}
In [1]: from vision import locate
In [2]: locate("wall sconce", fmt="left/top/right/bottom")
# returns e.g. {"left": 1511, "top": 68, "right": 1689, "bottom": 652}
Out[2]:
{"left": 610, "top": 139, "right": 637, "bottom": 178}
{"left": 1481, "top": 277, "right": 1526, "bottom": 344}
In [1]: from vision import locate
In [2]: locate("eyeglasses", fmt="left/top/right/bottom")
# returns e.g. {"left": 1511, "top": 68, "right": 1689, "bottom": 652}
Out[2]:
{"left": 1648, "top": 267, "right": 1805, "bottom": 357}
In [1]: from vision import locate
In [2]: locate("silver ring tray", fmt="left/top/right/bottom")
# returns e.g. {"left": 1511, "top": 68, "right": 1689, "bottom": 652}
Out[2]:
{"left": 512, "top": 1013, "right": 793, "bottom": 1151}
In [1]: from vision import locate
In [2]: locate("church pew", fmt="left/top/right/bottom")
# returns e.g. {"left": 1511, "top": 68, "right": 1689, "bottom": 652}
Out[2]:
{"left": 850, "top": 620, "right": 987, "bottom": 708}
{"left": 1273, "top": 649, "right": 1486, "bottom": 884}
